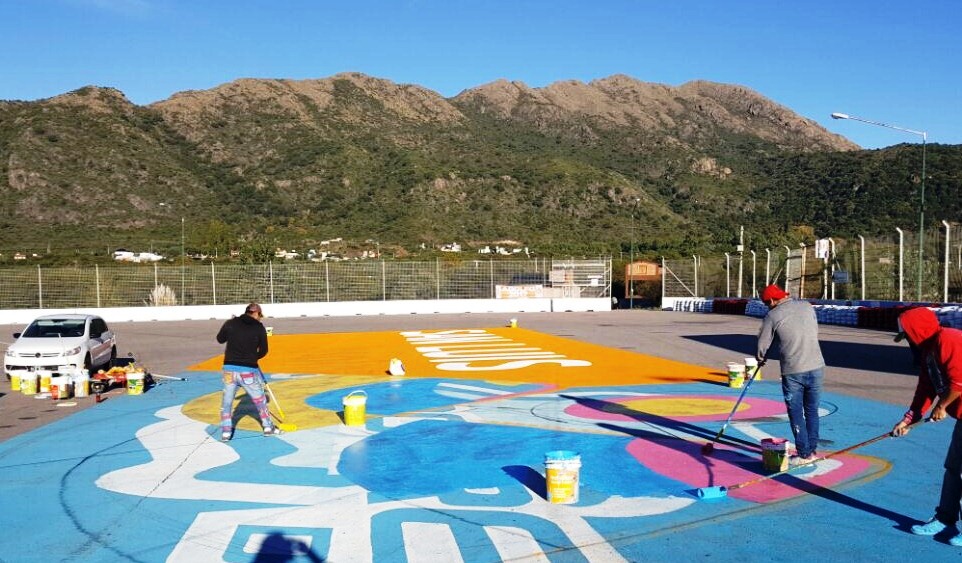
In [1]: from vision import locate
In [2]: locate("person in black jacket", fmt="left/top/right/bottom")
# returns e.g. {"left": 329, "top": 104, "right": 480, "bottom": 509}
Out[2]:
{"left": 216, "top": 303, "right": 280, "bottom": 441}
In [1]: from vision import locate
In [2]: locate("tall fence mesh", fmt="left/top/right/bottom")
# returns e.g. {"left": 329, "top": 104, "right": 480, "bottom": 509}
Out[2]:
{"left": 663, "top": 224, "right": 962, "bottom": 303}
{"left": 0, "top": 258, "right": 610, "bottom": 310}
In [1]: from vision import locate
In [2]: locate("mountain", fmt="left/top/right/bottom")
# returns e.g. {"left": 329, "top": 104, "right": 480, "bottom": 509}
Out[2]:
{"left": 0, "top": 72, "right": 956, "bottom": 262}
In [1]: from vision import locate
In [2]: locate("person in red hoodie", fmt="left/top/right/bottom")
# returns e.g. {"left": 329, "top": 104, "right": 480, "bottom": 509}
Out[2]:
{"left": 891, "top": 307, "right": 962, "bottom": 545}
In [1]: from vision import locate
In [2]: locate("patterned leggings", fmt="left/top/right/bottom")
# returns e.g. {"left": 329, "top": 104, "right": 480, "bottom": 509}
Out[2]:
{"left": 220, "top": 370, "right": 272, "bottom": 433}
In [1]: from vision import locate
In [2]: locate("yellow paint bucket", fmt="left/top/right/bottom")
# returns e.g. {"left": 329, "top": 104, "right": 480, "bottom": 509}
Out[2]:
{"left": 10, "top": 373, "right": 21, "bottom": 392}
{"left": 20, "top": 373, "right": 38, "bottom": 395}
{"left": 73, "top": 373, "right": 90, "bottom": 398}
{"left": 545, "top": 450, "right": 581, "bottom": 504}
{"left": 726, "top": 363, "right": 745, "bottom": 388}
{"left": 39, "top": 373, "right": 52, "bottom": 393}
{"left": 126, "top": 372, "right": 146, "bottom": 395}
{"left": 744, "top": 357, "right": 761, "bottom": 381}
{"left": 761, "top": 437, "right": 789, "bottom": 472}
{"left": 342, "top": 390, "right": 368, "bottom": 426}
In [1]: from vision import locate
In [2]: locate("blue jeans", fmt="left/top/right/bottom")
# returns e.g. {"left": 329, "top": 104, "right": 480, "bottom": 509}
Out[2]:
{"left": 781, "top": 368, "right": 823, "bottom": 458}
{"left": 934, "top": 417, "right": 962, "bottom": 525}
{"left": 220, "top": 366, "right": 271, "bottom": 433}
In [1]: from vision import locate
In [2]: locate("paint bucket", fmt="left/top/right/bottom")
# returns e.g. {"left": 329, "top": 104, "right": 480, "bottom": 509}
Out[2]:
{"left": 10, "top": 373, "right": 21, "bottom": 392}
{"left": 744, "top": 357, "right": 762, "bottom": 381}
{"left": 50, "top": 376, "right": 73, "bottom": 400}
{"left": 265, "top": 326, "right": 274, "bottom": 337}
{"left": 761, "top": 438, "right": 789, "bottom": 472}
{"left": 126, "top": 371, "right": 146, "bottom": 395}
{"left": 509, "top": 318, "right": 518, "bottom": 328}
{"left": 388, "top": 358, "right": 405, "bottom": 376}
{"left": 544, "top": 450, "right": 581, "bottom": 504}
{"left": 726, "top": 363, "right": 745, "bottom": 388}
{"left": 73, "top": 372, "right": 90, "bottom": 398}
{"left": 20, "top": 373, "right": 38, "bottom": 395}
{"left": 342, "top": 390, "right": 367, "bottom": 426}
{"left": 39, "top": 372, "right": 52, "bottom": 393}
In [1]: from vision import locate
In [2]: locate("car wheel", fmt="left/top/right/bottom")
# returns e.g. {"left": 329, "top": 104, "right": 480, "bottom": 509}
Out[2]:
{"left": 83, "top": 353, "right": 93, "bottom": 375}
{"left": 109, "top": 346, "right": 117, "bottom": 367}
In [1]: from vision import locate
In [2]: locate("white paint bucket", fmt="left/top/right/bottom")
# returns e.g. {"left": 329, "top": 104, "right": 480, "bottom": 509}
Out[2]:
{"left": 73, "top": 372, "right": 90, "bottom": 398}
{"left": 744, "top": 357, "right": 761, "bottom": 381}
{"left": 726, "top": 363, "right": 745, "bottom": 388}
{"left": 50, "top": 376, "right": 73, "bottom": 400}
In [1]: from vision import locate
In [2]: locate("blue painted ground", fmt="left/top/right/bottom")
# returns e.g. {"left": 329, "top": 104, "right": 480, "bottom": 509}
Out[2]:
{"left": 0, "top": 373, "right": 957, "bottom": 562}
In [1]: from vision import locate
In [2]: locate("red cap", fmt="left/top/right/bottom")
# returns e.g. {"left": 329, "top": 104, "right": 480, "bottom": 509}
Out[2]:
{"left": 761, "top": 284, "right": 789, "bottom": 302}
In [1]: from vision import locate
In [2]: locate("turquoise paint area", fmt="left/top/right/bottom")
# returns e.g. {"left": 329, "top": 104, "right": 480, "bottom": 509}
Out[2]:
{"left": 339, "top": 419, "right": 682, "bottom": 504}
{"left": 305, "top": 378, "right": 544, "bottom": 415}
{"left": 0, "top": 371, "right": 958, "bottom": 562}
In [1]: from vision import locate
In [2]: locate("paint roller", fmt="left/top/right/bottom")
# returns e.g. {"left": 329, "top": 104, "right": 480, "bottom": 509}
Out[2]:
{"left": 260, "top": 370, "right": 297, "bottom": 432}
{"left": 697, "top": 419, "right": 929, "bottom": 500}
{"left": 701, "top": 361, "right": 763, "bottom": 455}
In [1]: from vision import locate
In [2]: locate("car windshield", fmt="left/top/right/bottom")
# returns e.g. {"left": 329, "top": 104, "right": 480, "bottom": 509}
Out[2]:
{"left": 22, "top": 319, "right": 86, "bottom": 338}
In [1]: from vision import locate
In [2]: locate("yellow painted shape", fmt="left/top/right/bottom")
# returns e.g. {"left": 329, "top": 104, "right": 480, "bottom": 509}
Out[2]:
{"left": 182, "top": 374, "right": 382, "bottom": 431}
{"left": 190, "top": 327, "right": 722, "bottom": 388}
{"left": 620, "top": 397, "right": 748, "bottom": 417}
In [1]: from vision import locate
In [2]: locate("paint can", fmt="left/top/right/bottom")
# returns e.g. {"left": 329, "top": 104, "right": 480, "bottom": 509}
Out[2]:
{"left": 761, "top": 438, "right": 789, "bottom": 472}
{"left": 20, "top": 373, "right": 38, "bottom": 395}
{"left": 726, "top": 363, "right": 745, "bottom": 388}
{"left": 509, "top": 318, "right": 518, "bottom": 328}
{"left": 73, "top": 372, "right": 90, "bottom": 398}
{"left": 544, "top": 450, "right": 581, "bottom": 504}
{"left": 10, "top": 373, "right": 21, "bottom": 392}
{"left": 388, "top": 358, "right": 405, "bottom": 376}
{"left": 39, "top": 372, "right": 52, "bottom": 393}
{"left": 744, "top": 357, "right": 762, "bottom": 381}
{"left": 126, "top": 371, "right": 146, "bottom": 395}
{"left": 342, "top": 390, "right": 368, "bottom": 426}
{"left": 265, "top": 326, "right": 274, "bottom": 337}
{"left": 50, "top": 376, "right": 73, "bottom": 400}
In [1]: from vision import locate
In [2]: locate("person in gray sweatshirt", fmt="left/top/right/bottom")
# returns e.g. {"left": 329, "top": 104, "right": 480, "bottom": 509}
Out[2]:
{"left": 757, "top": 284, "right": 826, "bottom": 465}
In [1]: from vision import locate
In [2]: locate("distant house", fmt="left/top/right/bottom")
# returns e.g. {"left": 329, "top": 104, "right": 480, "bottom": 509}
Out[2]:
{"left": 440, "top": 243, "right": 461, "bottom": 253}
{"left": 113, "top": 250, "right": 165, "bottom": 263}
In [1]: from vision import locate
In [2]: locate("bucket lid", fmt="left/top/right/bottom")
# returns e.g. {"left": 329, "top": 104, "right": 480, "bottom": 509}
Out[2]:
{"left": 545, "top": 450, "right": 580, "bottom": 462}
{"left": 343, "top": 390, "right": 368, "bottom": 405}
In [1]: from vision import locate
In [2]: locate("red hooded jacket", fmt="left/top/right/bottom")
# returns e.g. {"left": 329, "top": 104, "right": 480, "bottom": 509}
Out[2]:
{"left": 900, "top": 307, "right": 962, "bottom": 423}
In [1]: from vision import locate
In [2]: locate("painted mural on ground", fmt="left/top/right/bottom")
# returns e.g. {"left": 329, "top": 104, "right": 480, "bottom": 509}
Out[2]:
{"left": 0, "top": 328, "right": 892, "bottom": 562}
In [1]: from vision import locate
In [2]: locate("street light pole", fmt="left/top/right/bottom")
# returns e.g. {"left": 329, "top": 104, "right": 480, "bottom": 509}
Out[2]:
{"left": 831, "top": 112, "right": 927, "bottom": 301}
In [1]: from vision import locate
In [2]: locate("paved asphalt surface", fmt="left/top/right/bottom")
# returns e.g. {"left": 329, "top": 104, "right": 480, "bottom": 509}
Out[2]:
{"left": 1, "top": 310, "right": 917, "bottom": 443}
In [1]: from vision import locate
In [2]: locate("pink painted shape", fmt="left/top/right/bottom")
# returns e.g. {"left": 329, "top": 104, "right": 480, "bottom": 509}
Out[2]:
{"left": 627, "top": 436, "right": 874, "bottom": 503}
{"left": 565, "top": 395, "right": 785, "bottom": 422}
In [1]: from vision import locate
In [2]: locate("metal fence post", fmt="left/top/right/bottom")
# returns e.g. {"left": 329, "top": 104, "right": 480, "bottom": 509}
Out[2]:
{"left": 661, "top": 256, "right": 666, "bottom": 307}
{"left": 692, "top": 255, "right": 698, "bottom": 297}
{"left": 859, "top": 235, "right": 866, "bottom": 301}
{"left": 724, "top": 252, "right": 730, "bottom": 297}
{"left": 800, "top": 243, "right": 807, "bottom": 299}
{"left": 436, "top": 257, "right": 440, "bottom": 300}
{"left": 750, "top": 250, "right": 757, "bottom": 298}
{"left": 37, "top": 264, "right": 43, "bottom": 309}
{"left": 269, "top": 261, "right": 275, "bottom": 304}
{"left": 828, "top": 238, "right": 836, "bottom": 300}
{"left": 95, "top": 264, "right": 101, "bottom": 308}
{"left": 490, "top": 259, "right": 494, "bottom": 298}
{"left": 382, "top": 259, "right": 387, "bottom": 301}
{"left": 944, "top": 220, "right": 951, "bottom": 303}
{"left": 896, "top": 227, "right": 904, "bottom": 302}
{"left": 211, "top": 262, "right": 217, "bottom": 306}
{"left": 765, "top": 248, "right": 771, "bottom": 285}
{"left": 325, "top": 262, "right": 330, "bottom": 302}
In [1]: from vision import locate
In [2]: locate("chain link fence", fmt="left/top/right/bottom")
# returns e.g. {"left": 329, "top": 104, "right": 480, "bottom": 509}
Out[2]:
{"left": 664, "top": 223, "right": 962, "bottom": 303}
{"left": 0, "top": 258, "right": 611, "bottom": 310}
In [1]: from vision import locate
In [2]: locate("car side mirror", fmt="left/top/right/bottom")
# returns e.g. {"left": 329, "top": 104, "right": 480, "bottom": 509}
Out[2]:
{"left": 13, "top": 332, "right": 21, "bottom": 339}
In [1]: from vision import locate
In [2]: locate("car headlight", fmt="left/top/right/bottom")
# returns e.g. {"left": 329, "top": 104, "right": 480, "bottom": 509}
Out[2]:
{"left": 63, "top": 346, "right": 82, "bottom": 356}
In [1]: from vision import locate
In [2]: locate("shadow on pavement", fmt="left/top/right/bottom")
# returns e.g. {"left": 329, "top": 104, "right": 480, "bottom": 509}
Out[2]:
{"left": 683, "top": 334, "right": 916, "bottom": 376}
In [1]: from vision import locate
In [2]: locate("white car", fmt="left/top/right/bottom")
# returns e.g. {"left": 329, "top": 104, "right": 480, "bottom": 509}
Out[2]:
{"left": 4, "top": 314, "right": 117, "bottom": 378}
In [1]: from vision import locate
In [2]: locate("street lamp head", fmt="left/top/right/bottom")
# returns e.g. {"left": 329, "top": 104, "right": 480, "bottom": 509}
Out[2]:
{"left": 830, "top": 112, "right": 850, "bottom": 120}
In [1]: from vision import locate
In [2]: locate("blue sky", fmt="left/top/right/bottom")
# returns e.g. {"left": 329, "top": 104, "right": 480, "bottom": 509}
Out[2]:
{"left": 2, "top": 0, "right": 959, "bottom": 149}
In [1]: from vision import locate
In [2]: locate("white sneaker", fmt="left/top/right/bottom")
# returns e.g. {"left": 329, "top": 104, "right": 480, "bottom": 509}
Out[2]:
{"left": 789, "top": 454, "right": 818, "bottom": 467}
{"left": 220, "top": 431, "right": 232, "bottom": 442}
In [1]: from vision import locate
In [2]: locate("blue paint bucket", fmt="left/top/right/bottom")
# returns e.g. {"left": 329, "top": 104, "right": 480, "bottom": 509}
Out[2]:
{"left": 545, "top": 450, "right": 581, "bottom": 504}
